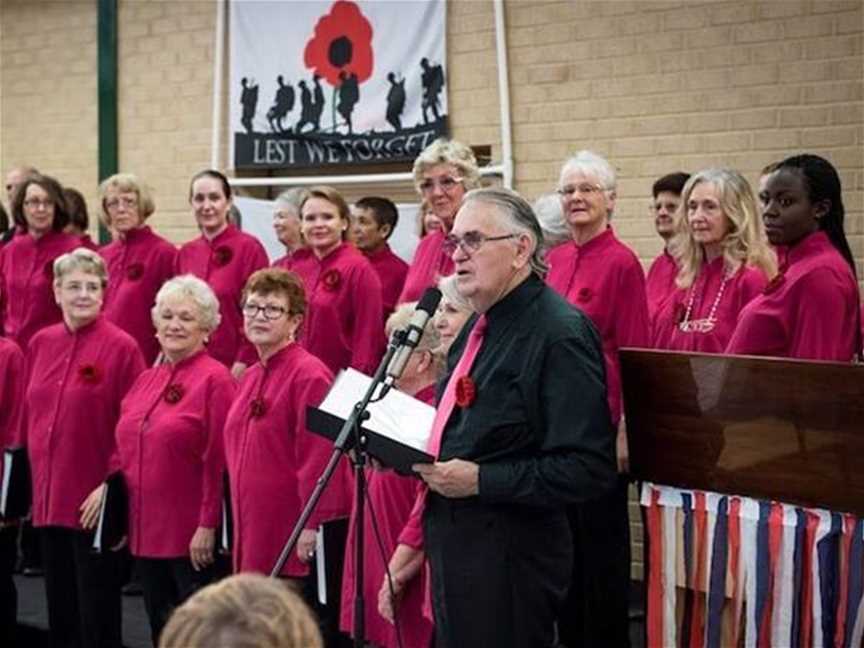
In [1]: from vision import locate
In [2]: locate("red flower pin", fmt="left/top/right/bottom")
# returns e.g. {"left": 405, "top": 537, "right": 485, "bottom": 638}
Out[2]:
{"left": 78, "top": 364, "right": 102, "bottom": 385}
{"left": 322, "top": 268, "right": 342, "bottom": 292}
{"left": 763, "top": 273, "right": 786, "bottom": 295}
{"left": 214, "top": 246, "right": 233, "bottom": 267}
{"left": 250, "top": 398, "right": 267, "bottom": 418}
{"left": 126, "top": 263, "right": 144, "bottom": 280}
{"left": 164, "top": 383, "right": 184, "bottom": 404}
{"left": 577, "top": 287, "right": 593, "bottom": 303}
{"left": 454, "top": 376, "right": 477, "bottom": 408}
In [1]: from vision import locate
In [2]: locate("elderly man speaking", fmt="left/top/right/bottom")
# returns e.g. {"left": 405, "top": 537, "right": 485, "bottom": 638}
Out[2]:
{"left": 412, "top": 187, "right": 617, "bottom": 647}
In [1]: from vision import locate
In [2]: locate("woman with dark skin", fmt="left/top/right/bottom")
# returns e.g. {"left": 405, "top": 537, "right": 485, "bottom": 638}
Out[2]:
{"left": 727, "top": 154, "right": 858, "bottom": 360}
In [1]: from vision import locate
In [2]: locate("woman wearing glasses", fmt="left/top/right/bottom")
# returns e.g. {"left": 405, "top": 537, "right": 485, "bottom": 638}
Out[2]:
{"left": 177, "top": 170, "right": 269, "bottom": 377}
{"left": 398, "top": 138, "right": 482, "bottom": 303}
{"left": 651, "top": 169, "right": 775, "bottom": 352}
{"left": 0, "top": 174, "right": 79, "bottom": 348}
{"left": 545, "top": 150, "right": 649, "bottom": 648}
{"left": 93, "top": 275, "right": 235, "bottom": 644}
{"left": 99, "top": 173, "right": 178, "bottom": 365}
{"left": 223, "top": 269, "right": 332, "bottom": 582}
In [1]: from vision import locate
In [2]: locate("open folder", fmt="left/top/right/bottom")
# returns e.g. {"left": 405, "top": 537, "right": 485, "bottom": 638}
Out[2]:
{"left": 307, "top": 368, "right": 436, "bottom": 476}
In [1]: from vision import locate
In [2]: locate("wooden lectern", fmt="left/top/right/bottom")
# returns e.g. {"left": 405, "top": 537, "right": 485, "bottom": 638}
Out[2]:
{"left": 620, "top": 349, "right": 864, "bottom": 517}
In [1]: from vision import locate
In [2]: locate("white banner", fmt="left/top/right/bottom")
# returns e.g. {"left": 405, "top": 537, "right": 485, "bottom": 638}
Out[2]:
{"left": 229, "top": 0, "right": 448, "bottom": 169}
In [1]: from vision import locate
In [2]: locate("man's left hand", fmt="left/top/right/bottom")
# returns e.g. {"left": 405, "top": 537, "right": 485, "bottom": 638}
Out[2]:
{"left": 413, "top": 459, "right": 479, "bottom": 498}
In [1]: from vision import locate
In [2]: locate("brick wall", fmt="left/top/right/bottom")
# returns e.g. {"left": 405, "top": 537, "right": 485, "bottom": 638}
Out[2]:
{"left": 1, "top": 0, "right": 862, "bottom": 579}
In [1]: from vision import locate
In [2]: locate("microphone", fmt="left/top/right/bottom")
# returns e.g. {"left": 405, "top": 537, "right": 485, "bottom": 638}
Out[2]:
{"left": 382, "top": 287, "right": 442, "bottom": 392}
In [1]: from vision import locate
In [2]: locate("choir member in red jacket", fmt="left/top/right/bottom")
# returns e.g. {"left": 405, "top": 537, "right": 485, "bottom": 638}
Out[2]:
{"left": 0, "top": 174, "right": 80, "bottom": 348}
{"left": 652, "top": 169, "right": 776, "bottom": 353}
{"left": 99, "top": 173, "right": 178, "bottom": 365}
{"left": 272, "top": 187, "right": 308, "bottom": 268}
{"left": 177, "top": 170, "right": 269, "bottom": 377}
{"left": 27, "top": 248, "right": 145, "bottom": 648}
{"left": 645, "top": 172, "right": 689, "bottom": 324}
{"left": 351, "top": 196, "right": 409, "bottom": 318}
{"left": 398, "top": 139, "right": 481, "bottom": 303}
{"left": 97, "top": 275, "right": 234, "bottom": 643}
{"left": 0, "top": 336, "right": 25, "bottom": 644}
{"left": 727, "top": 154, "right": 860, "bottom": 361}
{"left": 340, "top": 302, "right": 439, "bottom": 648}
{"left": 62, "top": 188, "right": 99, "bottom": 250}
{"left": 546, "top": 150, "right": 649, "bottom": 648}
{"left": 287, "top": 186, "right": 385, "bottom": 376}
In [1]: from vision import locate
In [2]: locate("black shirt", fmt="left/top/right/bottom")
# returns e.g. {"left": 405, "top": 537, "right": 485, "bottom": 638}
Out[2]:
{"left": 439, "top": 274, "right": 617, "bottom": 508}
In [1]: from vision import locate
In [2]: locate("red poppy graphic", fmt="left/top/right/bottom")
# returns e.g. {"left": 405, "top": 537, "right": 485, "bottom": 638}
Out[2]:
{"left": 164, "top": 383, "right": 184, "bottom": 404}
{"left": 250, "top": 398, "right": 267, "bottom": 418}
{"left": 577, "top": 287, "right": 593, "bottom": 303}
{"left": 455, "top": 376, "right": 477, "bottom": 409}
{"left": 763, "top": 273, "right": 786, "bottom": 295}
{"left": 303, "top": 1, "right": 374, "bottom": 87}
{"left": 673, "top": 302, "right": 686, "bottom": 325}
{"left": 126, "top": 263, "right": 144, "bottom": 281}
{"left": 214, "top": 246, "right": 233, "bottom": 267}
{"left": 44, "top": 260, "right": 54, "bottom": 280}
{"left": 322, "top": 269, "right": 342, "bottom": 292}
{"left": 79, "top": 364, "right": 102, "bottom": 385}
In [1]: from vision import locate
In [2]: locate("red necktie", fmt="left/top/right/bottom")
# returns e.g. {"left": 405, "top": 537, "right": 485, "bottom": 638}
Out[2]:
{"left": 426, "top": 314, "right": 487, "bottom": 458}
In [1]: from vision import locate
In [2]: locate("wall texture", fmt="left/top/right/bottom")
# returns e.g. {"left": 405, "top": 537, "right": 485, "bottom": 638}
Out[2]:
{"left": 2, "top": 0, "right": 863, "bottom": 578}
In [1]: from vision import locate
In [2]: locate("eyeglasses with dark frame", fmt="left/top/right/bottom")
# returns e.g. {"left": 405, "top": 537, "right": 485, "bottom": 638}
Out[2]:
{"left": 23, "top": 198, "right": 54, "bottom": 209}
{"left": 242, "top": 303, "right": 289, "bottom": 320}
{"left": 442, "top": 231, "right": 516, "bottom": 256}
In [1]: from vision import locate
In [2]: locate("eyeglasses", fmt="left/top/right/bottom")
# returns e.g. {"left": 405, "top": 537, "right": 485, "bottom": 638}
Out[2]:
{"left": 556, "top": 183, "right": 604, "bottom": 198}
{"left": 242, "top": 303, "right": 289, "bottom": 320}
{"left": 419, "top": 176, "right": 463, "bottom": 194}
{"left": 442, "top": 231, "right": 516, "bottom": 256}
{"left": 105, "top": 197, "right": 138, "bottom": 211}
{"left": 23, "top": 198, "right": 54, "bottom": 209}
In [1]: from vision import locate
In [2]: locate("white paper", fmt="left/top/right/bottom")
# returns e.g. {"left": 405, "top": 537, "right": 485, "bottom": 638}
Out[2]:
{"left": 319, "top": 368, "right": 436, "bottom": 452}
{"left": 315, "top": 527, "right": 326, "bottom": 605}
{"left": 91, "top": 487, "right": 109, "bottom": 552}
{"left": 0, "top": 451, "right": 12, "bottom": 516}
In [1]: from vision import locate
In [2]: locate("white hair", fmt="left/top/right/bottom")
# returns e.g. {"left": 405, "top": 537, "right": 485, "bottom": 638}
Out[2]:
{"left": 152, "top": 274, "right": 221, "bottom": 332}
{"left": 558, "top": 150, "right": 617, "bottom": 192}
{"left": 533, "top": 193, "right": 569, "bottom": 247}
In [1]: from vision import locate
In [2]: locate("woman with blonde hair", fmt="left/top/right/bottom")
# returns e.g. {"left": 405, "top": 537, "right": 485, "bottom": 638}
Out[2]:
{"left": 99, "top": 172, "right": 177, "bottom": 364}
{"left": 652, "top": 168, "right": 776, "bottom": 352}
{"left": 398, "top": 138, "right": 481, "bottom": 303}
{"left": 160, "top": 573, "right": 322, "bottom": 648}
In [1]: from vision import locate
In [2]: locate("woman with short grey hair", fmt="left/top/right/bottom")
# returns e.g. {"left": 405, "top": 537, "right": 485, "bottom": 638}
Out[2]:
{"left": 87, "top": 272, "right": 236, "bottom": 644}
{"left": 272, "top": 187, "right": 308, "bottom": 267}
{"left": 27, "top": 246, "right": 145, "bottom": 648}
{"left": 545, "top": 150, "right": 648, "bottom": 648}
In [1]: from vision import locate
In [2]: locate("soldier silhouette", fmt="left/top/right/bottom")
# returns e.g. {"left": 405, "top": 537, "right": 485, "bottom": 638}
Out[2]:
{"left": 240, "top": 77, "right": 259, "bottom": 134}
{"left": 385, "top": 72, "right": 406, "bottom": 132}
{"left": 312, "top": 74, "right": 325, "bottom": 132}
{"left": 266, "top": 75, "right": 295, "bottom": 133}
{"left": 295, "top": 80, "right": 315, "bottom": 134}
{"left": 337, "top": 71, "right": 359, "bottom": 134}
{"left": 420, "top": 58, "right": 445, "bottom": 125}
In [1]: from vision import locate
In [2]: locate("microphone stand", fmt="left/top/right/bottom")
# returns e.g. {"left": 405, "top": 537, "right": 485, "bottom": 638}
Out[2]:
{"left": 271, "top": 330, "right": 405, "bottom": 648}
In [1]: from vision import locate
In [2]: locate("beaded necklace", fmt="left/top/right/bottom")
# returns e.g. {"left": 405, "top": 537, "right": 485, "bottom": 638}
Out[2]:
{"left": 678, "top": 270, "right": 731, "bottom": 334}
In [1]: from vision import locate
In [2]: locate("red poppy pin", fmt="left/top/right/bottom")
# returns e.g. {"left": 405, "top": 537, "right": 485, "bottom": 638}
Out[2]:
{"left": 44, "top": 261, "right": 54, "bottom": 280}
{"left": 78, "top": 364, "right": 102, "bottom": 385}
{"left": 250, "top": 398, "right": 267, "bottom": 418}
{"left": 214, "top": 246, "right": 233, "bottom": 267}
{"left": 322, "top": 268, "right": 342, "bottom": 292}
{"left": 673, "top": 302, "right": 686, "bottom": 325}
{"left": 303, "top": 2, "right": 374, "bottom": 87}
{"left": 164, "top": 383, "right": 184, "bottom": 404}
{"left": 126, "top": 263, "right": 144, "bottom": 281}
{"left": 577, "top": 287, "right": 593, "bottom": 303}
{"left": 454, "top": 376, "right": 477, "bottom": 409}
{"left": 763, "top": 273, "right": 786, "bottom": 295}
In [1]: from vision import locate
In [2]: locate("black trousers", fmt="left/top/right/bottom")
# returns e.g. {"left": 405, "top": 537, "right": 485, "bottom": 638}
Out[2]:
{"left": 0, "top": 524, "right": 18, "bottom": 646}
{"left": 303, "top": 517, "right": 352, "bottom": 648}
{"left": 425, "top": 496, "right": 572, "bottom": 648}
{"left": 136, "top": 556, "right": 219, "bottom": 645}
{"left": 40, "top": 526, "right": 126, "bottom": 648}
{"left": 558, "top": 475, "right": 632, "bottom": 648}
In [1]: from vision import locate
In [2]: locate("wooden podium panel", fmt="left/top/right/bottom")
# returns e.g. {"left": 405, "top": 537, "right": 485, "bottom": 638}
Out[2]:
{"left": 620, "top": 349, "right": 864, "bottom": 516}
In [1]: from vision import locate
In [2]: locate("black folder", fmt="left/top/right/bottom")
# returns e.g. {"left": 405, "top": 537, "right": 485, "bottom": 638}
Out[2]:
{"left": 91, "top": 472, "right": 127, "bottom": 553}
{"left": 306, "top": 406, "right": 434, "bottom": 477}
{"left": 0, "top": 447, "right": 31, "bottom": 520}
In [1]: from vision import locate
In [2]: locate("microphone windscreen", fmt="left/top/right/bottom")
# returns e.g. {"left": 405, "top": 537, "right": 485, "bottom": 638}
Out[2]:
{"left": 417, "top": 287, "right": 443, "bottom": 316}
